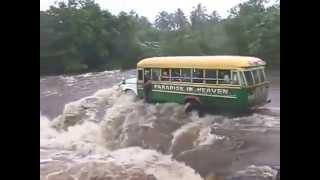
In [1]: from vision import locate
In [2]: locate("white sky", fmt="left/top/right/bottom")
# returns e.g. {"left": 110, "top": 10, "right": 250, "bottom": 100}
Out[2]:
{"left": 40, "top": 0, "right": 275, "bottom": 22}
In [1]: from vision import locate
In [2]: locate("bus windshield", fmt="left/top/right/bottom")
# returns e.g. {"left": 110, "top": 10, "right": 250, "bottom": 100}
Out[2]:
{"left": 242, "top": 67, "right": 266, "bottom": 86}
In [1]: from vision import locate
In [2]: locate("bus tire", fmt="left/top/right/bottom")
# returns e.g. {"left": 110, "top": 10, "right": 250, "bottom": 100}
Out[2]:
{"left": 184, "top": 99, "right": 199, "bottom": 113}
{"left": 125, "top": 90, "right": 136, "bottom": 99}
{"left": 184, "top": 102, "right": 193, "bottom": 113}
{"left": 184, "top": 99, "right": 205, "bottom": 117}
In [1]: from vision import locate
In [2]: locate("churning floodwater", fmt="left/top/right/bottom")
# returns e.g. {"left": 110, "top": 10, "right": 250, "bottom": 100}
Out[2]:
{"left": 40, "top": 69, "right": 280, "bottom": 180}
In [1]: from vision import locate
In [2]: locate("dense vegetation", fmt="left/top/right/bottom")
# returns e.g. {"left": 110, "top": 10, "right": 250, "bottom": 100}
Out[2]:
{"left": 40, "top": 0, "right": 279, "bottom": 75}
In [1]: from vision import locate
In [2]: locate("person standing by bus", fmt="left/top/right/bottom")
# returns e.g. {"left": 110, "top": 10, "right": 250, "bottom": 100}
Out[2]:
{"left": 143, "top": 72, "right": 152, "bottom": 103}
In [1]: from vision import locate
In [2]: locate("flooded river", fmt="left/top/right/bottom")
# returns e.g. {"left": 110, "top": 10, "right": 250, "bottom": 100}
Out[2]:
{"left": 40, "top": 69, "right": 279, "bottom": 180}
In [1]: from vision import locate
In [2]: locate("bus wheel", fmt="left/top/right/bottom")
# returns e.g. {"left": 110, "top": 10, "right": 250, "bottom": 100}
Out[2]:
{"left": 125, "top": 89, "right": 134, "bottom": 95}
{"left": 184, "top": 102, "right": 193, "bottom": 113}
{"left": 184, "top": 100, "right": 205, "bottom": 117}
{"left": 125, "top": 90, "right": 136, "bottom": 99}
{"left": 184, "top": 100, "right": 199, "bottom": 113}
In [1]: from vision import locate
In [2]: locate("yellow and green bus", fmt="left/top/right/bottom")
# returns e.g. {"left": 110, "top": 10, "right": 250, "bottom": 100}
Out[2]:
{"left": 135, "top": 56, "right": 270, "bottom": 112}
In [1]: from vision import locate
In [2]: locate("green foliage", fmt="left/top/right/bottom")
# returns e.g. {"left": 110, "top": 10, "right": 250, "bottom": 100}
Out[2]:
{"left": 40, "top": 0, "right": 280, "bottom": 75}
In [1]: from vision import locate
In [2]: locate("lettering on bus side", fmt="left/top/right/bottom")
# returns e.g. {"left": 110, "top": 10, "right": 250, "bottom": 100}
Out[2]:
{"left": 153, "top": 84, "right": 230, "bottom": 96}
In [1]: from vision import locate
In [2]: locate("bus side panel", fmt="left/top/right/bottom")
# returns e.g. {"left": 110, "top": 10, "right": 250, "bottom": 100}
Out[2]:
{"left": 138, "top": 87, "right": 250, "bottom": 111}
{"left": 151, "top": 90, "right": 185, "bottom": 104}
{"left": 137, "top": 88, "right": 185, "bottom": 104}
{"left": 199, "top": 88, "right": 249, "bottom": 111}
{"left": 137, "top": 89, "right": 143, "bottom": 99}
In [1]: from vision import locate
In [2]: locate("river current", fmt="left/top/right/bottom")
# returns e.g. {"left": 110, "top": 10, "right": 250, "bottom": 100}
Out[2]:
{"left": 40, "top": 69, "right": 280, "bottom": 180}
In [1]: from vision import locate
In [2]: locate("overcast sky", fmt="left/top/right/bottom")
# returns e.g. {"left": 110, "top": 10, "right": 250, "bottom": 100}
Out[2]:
{"left": 40, "top": 0, "right": 275, "bottom": 22}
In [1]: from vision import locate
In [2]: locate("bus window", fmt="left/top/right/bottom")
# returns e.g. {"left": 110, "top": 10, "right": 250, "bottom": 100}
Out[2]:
{"left": 218, "top": 70, "right": 231, "bottom": 84}
{"left": 151, "top": 68, "right": 160, "bottom": 81}
{"left": 181, "top": 69, "right": 191, "bottom": 82}
{"left": 232, "top": 72, "right": 239, "bottom": 85}
{"left": 192, "top": 69, "right": 204, "bottom": 83}
{"left": 161, "top": 68, "right": 170, "bottom": 81}
{"left": 258, "top": 69, "right": 265, "bottom": 82}
{"left": 252, "top": 69, "right": 260, "bottom": 84}
{"left": 144, "top": 68, "right": 151, "bottom": 80}
{"left": 205, "top": 70, "right": 217, "bottom": 84}
{"left": 244, "top": 71, "right": 254, "bottom": 86}
{"left": 171, "top": 68, "right": 181, "bottom": 82}
{"left": 239, "top": 72, "right": 245, "bottom": 86}
{"left": 263, "top": 69, "right": 268, "bottom": 81}
{"left": 138, "top": 70, "right": 143, "bottom": 81}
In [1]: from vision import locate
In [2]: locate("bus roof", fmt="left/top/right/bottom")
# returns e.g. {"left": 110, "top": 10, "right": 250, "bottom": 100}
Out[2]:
{"left": 137, "top": 56, "right": 266, "bottom": 69}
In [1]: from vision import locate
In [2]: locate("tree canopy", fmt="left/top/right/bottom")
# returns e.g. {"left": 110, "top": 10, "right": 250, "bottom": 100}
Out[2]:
{"left": 40, "top": 0, "right": 280, "bottom": 75}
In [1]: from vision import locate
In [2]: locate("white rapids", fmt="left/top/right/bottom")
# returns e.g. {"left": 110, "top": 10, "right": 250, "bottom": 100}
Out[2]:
{"left": 40, "top": 69, "right": 280, "bottom": 180}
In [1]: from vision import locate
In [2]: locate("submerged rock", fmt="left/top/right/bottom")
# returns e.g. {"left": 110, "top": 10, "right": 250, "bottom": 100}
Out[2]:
{"left": 175, "top": 144, "right": 236, "bottom": 178}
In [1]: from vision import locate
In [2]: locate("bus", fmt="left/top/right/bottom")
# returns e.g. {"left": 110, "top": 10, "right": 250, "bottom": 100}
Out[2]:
{"left": 121, "top": 56, "right": 271, "bottom": 113}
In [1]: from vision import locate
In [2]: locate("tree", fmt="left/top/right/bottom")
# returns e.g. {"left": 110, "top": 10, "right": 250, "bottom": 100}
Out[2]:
{"left": 172, "top": 8, "right": 189, "bottom": 31}
{"left": 190, "top": 4, "right": 209, "bottom": 30}
{"left": 40, "top": 0, "right": 280, "bottom": 75}
{"left": 155, "top": 11, "right": 174, "bottom": 31}
{"left": 208, "top": 11, "right": 221, "bottom": 24}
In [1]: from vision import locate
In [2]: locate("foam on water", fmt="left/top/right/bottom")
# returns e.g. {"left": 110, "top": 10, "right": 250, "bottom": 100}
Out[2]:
{"left": 59, "top": 76, "right": 77, "bottom": 86}
{"left": 231, "top": 113, "right": 280, "bottom": 129}
{"left": 230, "top": 165, "right": 277, "bottom": 179}
{"left": 41, "top": 89, "right": 206, "bottom": 179}
{"left": 76, "top": 72, "right": 93, "bottom": 78}
{"left": 51, "top": 86, "right": 122, "bottom": 129}
{"left": 43, "top": 90, "right": 59, "bottom": 97}
{"left": 102, "top": 69, "right": 120, "bottom": 74}
{"left": 41, "top": 113, "right": 107, "bottom": 154}
{"left": 44, "top": 84, "right": 280, "bottom": 153}
{"left": 41, "top": 83, "right": 280, "bottom": 180}
{"left": 197, "top": 127, "right": 225, "bottom": 146}
{"left": 109, "top": 147, "right": 201, "bottom": 179}
{"left": 41, "top": 147, "right": 203, "bottom": 180}
{"left": 170, "top": 114, "right": 227, "bottom": 149}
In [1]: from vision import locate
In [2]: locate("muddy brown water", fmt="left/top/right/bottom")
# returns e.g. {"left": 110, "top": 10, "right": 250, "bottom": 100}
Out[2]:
{"left": 40, "top": 69, "right": 279, "bottom": 180}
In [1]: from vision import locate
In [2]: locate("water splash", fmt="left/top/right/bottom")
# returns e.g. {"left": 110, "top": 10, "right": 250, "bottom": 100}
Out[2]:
{"left": 227, "top": 165, "right": 277, "bottom": 180}
{"left": 40, "top": 113, "right": 107, "bottom": 154}
{"left": 41, "top": 83, "right": 279, "bottom": 179}
{"left": 41, "top": 147, "right": 203, "bottom": 180}
{"left": 51, "top": 86, "right": 122, "bottom": 130}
